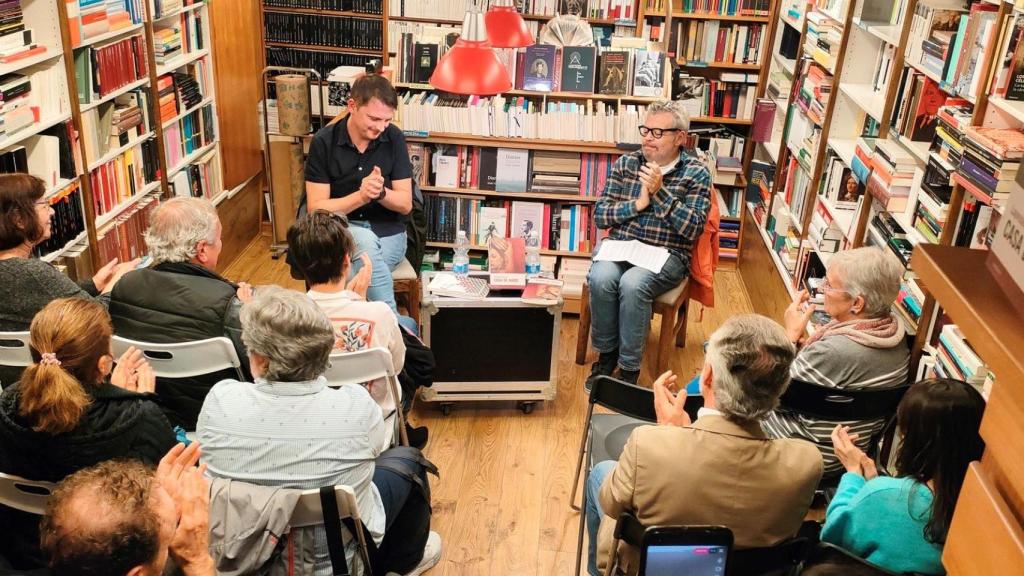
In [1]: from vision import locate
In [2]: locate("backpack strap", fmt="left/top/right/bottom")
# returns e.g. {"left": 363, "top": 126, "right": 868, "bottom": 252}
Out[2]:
{"left": 374, "top": 447, "right": 439, "bottom": 502}
{"left": 319, "top": 487, "right": 380, "bottom": 576}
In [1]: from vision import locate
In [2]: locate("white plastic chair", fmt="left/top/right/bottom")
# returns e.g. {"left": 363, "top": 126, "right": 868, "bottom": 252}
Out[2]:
{"left": 291, "top": 484, "right": 373, "bottom": 576}
{"left": 111, "top": 336, "right": 245, "bottom": 380}
{"left": 323, "top": 347, "right": 408, "bottom": 447}
{"left": 0, "top": 472, "right": 55, "bottom": 515}
{"left": 0, "top": 331, "right": 33, "bottom": 376}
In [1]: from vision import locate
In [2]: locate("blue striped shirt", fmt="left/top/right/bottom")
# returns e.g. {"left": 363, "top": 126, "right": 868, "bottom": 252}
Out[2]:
{"left": 594, "top": 150, "right": 712, "bottom": 266}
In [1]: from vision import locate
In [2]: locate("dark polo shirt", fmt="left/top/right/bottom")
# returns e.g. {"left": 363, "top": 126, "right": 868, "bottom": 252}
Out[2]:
{"left": 304, "top": 117, "right": 413, "bottom": 237}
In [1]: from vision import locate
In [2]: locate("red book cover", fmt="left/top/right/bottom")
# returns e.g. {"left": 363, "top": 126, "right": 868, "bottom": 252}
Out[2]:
{"left": 541, "top": 203, "right": 551, "bottom": 249}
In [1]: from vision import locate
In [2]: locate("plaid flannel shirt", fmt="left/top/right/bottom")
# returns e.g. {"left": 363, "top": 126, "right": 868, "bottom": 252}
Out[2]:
{"left": 595, "top": 150, "right": 712, "bottom": 268}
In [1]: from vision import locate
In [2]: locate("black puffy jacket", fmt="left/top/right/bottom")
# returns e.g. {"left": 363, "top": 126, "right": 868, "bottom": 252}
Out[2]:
{"left": 0, "top": 382, "right": 177, "bottom": 569}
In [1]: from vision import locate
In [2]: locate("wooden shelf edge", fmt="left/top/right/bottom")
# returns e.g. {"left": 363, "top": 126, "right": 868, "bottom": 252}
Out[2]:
{"left": 404, "top": 132, "right": 629, "bottom": 154}
{"left": 421, "top": 185, "right": 599, "bottom": 203}
{"left": 426, "top": 240, "right": 592, "bottom": 258}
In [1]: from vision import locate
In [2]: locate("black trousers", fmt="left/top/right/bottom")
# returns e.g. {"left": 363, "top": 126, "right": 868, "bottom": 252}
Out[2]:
{"left": 371, "top": 465, "right": 431, "bottom": 576}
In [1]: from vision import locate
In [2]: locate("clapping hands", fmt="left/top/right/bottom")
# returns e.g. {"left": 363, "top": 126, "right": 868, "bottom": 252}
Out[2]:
{"left": 156, "top": 443, "right": 215, "bottom": 576}
{"left": 110, "top": 346, "right": 155, "bottom": 394}
{"left": 831, "top": 425, "right": 878, "bottom": 480}
{"left": 653, "top": 370, "right": 691, "bottom": 427}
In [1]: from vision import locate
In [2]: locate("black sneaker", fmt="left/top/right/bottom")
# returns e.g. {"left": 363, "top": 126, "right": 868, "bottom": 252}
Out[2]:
{"left": 585, "top": 350, "right": 619, "bottom": 393}
{"left": 617, "top": 368, "right": 640, "bottom": 385}
{"left": 405, "top": 424, "right": 429, "bottom": 450}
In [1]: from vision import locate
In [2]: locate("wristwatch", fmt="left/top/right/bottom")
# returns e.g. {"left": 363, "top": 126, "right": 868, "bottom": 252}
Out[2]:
{"left": 378, "top": 187, "right": 387, "bottom": 201}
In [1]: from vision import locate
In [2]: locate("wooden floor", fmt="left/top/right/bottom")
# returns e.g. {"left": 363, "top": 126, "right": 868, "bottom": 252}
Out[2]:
{"left": 223, "top": 234, "right": 755, "bottom": 576}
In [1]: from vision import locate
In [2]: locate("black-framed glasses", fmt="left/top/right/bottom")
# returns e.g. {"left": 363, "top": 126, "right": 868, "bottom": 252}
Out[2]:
{"left": 638, "top": 126, "right": 681, "bottom": 139}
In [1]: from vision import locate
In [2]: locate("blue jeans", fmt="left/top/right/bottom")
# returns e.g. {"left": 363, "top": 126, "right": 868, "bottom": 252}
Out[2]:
{"left": 347, "top": 221, "right": 417, "bottom": 333}
{"left": 586, "top": 460, "right": 616, "bottom": 576}
{"left": 587, "top": 254, "right": 687, "bottom": 372}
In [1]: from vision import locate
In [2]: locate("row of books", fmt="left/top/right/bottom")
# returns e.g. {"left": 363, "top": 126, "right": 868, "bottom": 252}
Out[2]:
{"left": 267, "top": 0, "right": 381, "bottom": 13}
{"left": 424, "top": 193, "right": 598, "bottom": 254}
{"left": 170, "top": 146, "right": 220, "bottom": 200}
{"left": 795, "top": 62, "right": 831, "bottom": 127}
{"left": 80, "top": 88, "right": 150, "bottom": 162}
{"left": 157, "top": 71, "right": 203, "bottom": 124}
{"left": 719, "top": 218, "right": 740, "bottom": 259}
{"left": 0, "top": 134, "right": 66, "bottom": 188}
{"left": 265, "top": 46, "right": 374, "bottom": 81}
{"left": 177, "top": 8, "right": 204, "bottom": 54}
{"left": 0, "top": 0, "right": 44, "bottom": 62}
{"left": 804, "top": 10, "right": 842, "bottom": 72}
{"left": 780, "top": 156, "right": 812, "bottom": 232}
{"left": 73, "top": 33, "right": 148, "bottom": 104}
{"left": 263, "top": 13, "right": 383, "bottom": 51}
{"left": 152, "top": 0, "right": 185, "bottom": 20}
{"left": 923, "top": 322, "right": 991, "bottom": 394}
{"left": 890, "top": 68, "right": 960, "bottom": 146}
{"left": 955, "top": 126, "right": 1024, "bottom": 205}
{"left": 676, "top": 0, "right": 770, "bottom": 16}
{"left": 807, "top": 198, "right": 849, "bottom": 258}
{"left": 867, "top": 211, "right": 913, "bottom": 268}
{"left": 0, "top": 73, "right": 35, "bottom": 138}
{"left": 95, "top": 194, "right": 157, "bottom": 264}
{"left": 912, "top": 155, "right": 954, "bottom": 245}
{"left": 674, "top": 21, "right": 765, "bottom": 67}
{"left": 907, "top": 2, "right": 997, "bottom": 102}
{"left": 675, "top": 75, "right": 758, "bottom": 120}
{"left": 90, "top": 140, "right": 159, "bottom": 219}
{"left": 65, "top": 0, "right": 145, "bottom": 48}
{"left": 163, "top": 104, "right": 215, "bottom": 168}
{"left": 397, "top": 90, "right": 646, "bottom": 144}
{"left": 34, "top": 183, "right": 86, "bottom": 259}
{"left": 895, "top": 276, "right": 924, "bottom": 330}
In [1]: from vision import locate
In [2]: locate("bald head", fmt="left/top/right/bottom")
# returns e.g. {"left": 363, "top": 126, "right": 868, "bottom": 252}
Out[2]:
{"left": 40, "top": 460, "right": 164, "bottom": 576}
{"left": 144, "top": 197, "right": 222, "bottom": 268}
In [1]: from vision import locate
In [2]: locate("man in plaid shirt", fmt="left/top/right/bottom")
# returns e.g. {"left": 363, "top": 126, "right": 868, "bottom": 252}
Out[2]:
{"left": 586, "top": 101, "right": 711, "bottom": 388}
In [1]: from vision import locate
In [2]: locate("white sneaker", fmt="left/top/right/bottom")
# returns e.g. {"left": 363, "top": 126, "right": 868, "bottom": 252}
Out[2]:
{"left": 402, "top": 531, "right": 442, "bottom": 576}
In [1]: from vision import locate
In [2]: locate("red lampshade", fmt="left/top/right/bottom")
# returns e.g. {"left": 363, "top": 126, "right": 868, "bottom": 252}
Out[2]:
{"left": 430, "top": 13, "right": 512, "bottom": 96}
{"left": 484, "top": 5, "right": 535, "bottom": 48}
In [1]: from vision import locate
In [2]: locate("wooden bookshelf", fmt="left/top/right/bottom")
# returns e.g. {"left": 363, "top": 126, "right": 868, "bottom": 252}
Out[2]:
{"left": 260, "top": 6, "right": 381, "bottom": 19}
{"left": 676, "top": 59, "right": 763, "bottom": 70}
{"left": 420, "top": 185, "right": 600, "bottom": 203}
{"left": 263, "top": 41, "right": 382, "bottom": 56}
{"left": 427, "top": 240, "right": 592, "bottom": 258}
{"left": 405, "top": 133, "right": 627, "bottom": 155}
{"left": 394, "top": 82, "right": 669, "bottom": 104}
{"left": 670, "top": 12, "right": 771, "bottom": 23}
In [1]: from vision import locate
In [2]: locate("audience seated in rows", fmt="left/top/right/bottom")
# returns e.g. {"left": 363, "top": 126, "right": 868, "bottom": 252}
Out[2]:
{"left": 586, "top": 314, "right": 823, "bottom": 576}
{"left": 822, "top": 378, "right": 985, "bottom": 575}
{"left": 762, "top": 247, "right": 911, "bottom": 474}
{"left": 0, "top": 297, "right": 175, "bottom": 570}
{"left": 38, "top": 444, "right": 214, "bottom": 576}
{"left": 108, "top": 196, "right": 253, "bottom": 430}
{"left": 196, "top": 286, "right": 440, "bottom": 576}
{"left": 0, "top": 174, "right": 136, "bottom": 387}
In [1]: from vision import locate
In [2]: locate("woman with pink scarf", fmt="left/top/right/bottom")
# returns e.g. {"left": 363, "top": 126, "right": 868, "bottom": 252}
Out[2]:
{"left": 761, "top": 247, "right": 910, "bottom": 475}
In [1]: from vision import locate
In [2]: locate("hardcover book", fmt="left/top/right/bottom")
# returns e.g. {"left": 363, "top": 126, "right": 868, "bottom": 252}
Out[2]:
{"left": 522, "top": 44, "right": 557, "bottom": 92}
{"left": 478, "top": 206, "right": 508, "bottom": 244}
{"left": 495, "top": 148, "right": 530, "bottom": 192}
{"left": 413, "top": 43, "right": 438, "bottom": 84}
{"left": 477, "top": 147, "right": 498, "bottom": 191}
{"left": 598, "top": 51, "right": 630, "bottom": 95}
{"left": 488, "top": 235, "right": 526, "bottom": 289}
{"left": 631, "top": 50, "right": 665, "bottom": 97}
{"left": 510, "top": 200, "right": 545, "bottom": 239}
{"left": 559, "top": 46, "right": 596, "bottom": 93}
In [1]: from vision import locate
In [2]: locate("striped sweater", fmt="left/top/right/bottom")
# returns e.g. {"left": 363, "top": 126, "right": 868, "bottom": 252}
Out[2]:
{"left": 762, "top": 334, "right": 910, "bottom": 474}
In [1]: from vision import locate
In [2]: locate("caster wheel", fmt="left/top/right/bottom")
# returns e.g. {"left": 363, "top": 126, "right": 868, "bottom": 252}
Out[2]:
{"left": 440, "top": 403, "right": 453, "bottom": 416}
{"left": 519, "top": 402, "right": 536, "bottom": 414}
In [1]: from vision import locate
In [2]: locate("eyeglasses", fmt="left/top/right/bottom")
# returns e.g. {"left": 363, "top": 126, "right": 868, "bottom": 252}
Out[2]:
{"left": 33, "top": 200, "right": 51, "bottom": 209}
{"left": 820, "top": 278, "right": 849, "bottom": 295}
{"left": 638, "top": 126, "right": 681, "bottom": 139}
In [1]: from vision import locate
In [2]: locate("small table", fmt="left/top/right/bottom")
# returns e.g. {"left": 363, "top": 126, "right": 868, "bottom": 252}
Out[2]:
{"left": 418, "top": 271, "right": 562, "bottom": 414}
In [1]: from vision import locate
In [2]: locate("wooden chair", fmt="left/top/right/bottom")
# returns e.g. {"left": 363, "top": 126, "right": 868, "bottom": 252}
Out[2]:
{"left": 391, "top": 258, "right": 420, "bottom": 327}
{"left": 574, "top": 277, "right": 691, "bottom": 374}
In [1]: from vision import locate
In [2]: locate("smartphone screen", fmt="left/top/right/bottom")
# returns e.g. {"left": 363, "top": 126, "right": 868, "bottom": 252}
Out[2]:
{"left": 644, "top": 544, "right": 728, "bottom": 576}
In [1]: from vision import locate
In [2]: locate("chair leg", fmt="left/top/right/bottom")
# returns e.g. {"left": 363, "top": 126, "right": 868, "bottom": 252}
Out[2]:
{"left": 674, "top": 299, "right": 689, "bottom": 348}
{"left": 575, "top": 283, "right": 591, "bottom": 366}
{"left": 656, "top": 308, "right": 675, "bottom": 375}
{"left": 575, "top": 464, "right": 590, "bottom": 576}
{"left": 408, "top": 278, "right": 421, "bottom": 327}
{"left": 570, "top": 405, "right": 595, "bottom": 511}
{"left": 389, "top": 375, "right": 409, "bottom": 447}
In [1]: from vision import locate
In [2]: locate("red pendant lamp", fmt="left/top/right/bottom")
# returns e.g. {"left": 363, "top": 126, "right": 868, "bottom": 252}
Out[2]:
{"left": 484, "top": 0, "right": 535, "bottom": 48}
{"left": 429, "top": 11, "right": 512, "bottom": 96}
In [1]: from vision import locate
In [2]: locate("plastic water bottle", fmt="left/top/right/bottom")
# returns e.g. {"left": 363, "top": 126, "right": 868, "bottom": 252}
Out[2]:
{"left": 525, "top": 231, "right": 542, "bottom": 277}
{"left": 452, "top": 230, "right": 470, "bottom": 276}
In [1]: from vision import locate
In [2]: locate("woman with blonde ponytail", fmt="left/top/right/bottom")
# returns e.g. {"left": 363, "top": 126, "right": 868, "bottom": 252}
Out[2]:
{"left": 0, "top": 297, "right": 177, "bottom": 570}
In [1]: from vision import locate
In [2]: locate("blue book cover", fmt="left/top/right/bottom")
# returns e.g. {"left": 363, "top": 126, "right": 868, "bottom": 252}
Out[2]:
{"left": 522, "top": 44, "right": 557, "bottom": 92}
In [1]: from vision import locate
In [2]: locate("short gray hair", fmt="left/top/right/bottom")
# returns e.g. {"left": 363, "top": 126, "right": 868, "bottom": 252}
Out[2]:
{"left": 828, "top": 247, "right": 902, "bottom": 318}
{"left": 706, "top": 315, "right": 796, "bottom": 422}
{"left": 144, "top": 197, "right": 219, "bottom": 264}
{"left": 646, "top": 100, "right": 690, "bottom": 133}
{"left": 240, "top": 286, "right": 335, "bottom": 382}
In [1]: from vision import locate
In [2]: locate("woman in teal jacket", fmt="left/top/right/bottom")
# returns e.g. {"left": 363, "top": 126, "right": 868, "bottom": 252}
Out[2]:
{"left": 822, "top": 378, "right": 985, "bottom": 575}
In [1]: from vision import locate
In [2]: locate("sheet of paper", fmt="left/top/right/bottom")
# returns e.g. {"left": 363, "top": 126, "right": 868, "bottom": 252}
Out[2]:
{"left": 593, "top": 239, "right": 670, "bottom": 274}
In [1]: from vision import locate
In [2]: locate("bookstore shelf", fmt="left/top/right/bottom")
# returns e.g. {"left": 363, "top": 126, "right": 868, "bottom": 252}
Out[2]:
{"left": 168, "top": 141, "right": 219, "bottom": 177}
{"left": 211, "top": 188, "right": 231, "bottom": 207}
{"left": 838, "top": 83, "right": 885, "bottom": 121}
{"left": 751, "top": 203, "right": 798, "bottom": 299}
{"left": 818, "top": 197, "right": 855, "bottom": 237}
{"left": 162, "top": 97, "right": 215, "bottom": 130}
{"left": 426, "top": 240, "right": 591, "bottom": 259}
{"left": 0, "top": 112, "right": 72, "bottom": 151}
{"left": 260, "top": 6, "right": 380, "bottom": 20}
{"left": 40, "top": 231, "right": 87, "bottom": 264}
{"left": 670, "top": 12, "right": 770, "bottom": 23}
{"left": 0, "top": 48, "right": 61, "bottom": 77}
{"left": 773, "top": 52, "right": 796, "bottom": 76}
{"left": 388, "top": 14, "right": 620, "bottom": 26}
{"left": 853, "top": 19, "right": 898, "bottom": 46}
{"left": 262, "top": 42, "right": 382, "bottom": 56}
{"left": 393, "top": 83, "right": 668, "bottom": 103}
{"left": 94, "top": 181, "right": 162, "bottom": 229}
{"left": 419, "top": 185, "right": 600, "bottom": 203}
{"left": 828, "top": 137, "right": 855, "bottom": 167}
{"left": 694, "top": 116, "right": 754, "bottom": 125}
{"left": 405, "top": 133, "right": 625, "bottom": 154}
{"left": 762, "top": 137, "right": 781, "bottom": 163}
{"left": 87, "top": 131, "right": 156, "bottom": 172}
{"left": 891, "top": 210, "right": 929, "bottom": 246}
{"left": 677, "top": 60, "right": 763, "bottom": 71}
{"left": 952, "top": 173, "right": 995, "bottom": 205}
{"left": 156, "top": 48, "right": 210, "bottom": 76}
{"left": 75, "top": 23, "right": 145, "bottom": 49}
{"left": 986, "top": 96, "right": 1024, "bottom": 125}
{"left": 890, "top": 133, "right": 930, "bottom": 164}
{"left": 912, "top": 244, "right": 1024, "bottom": 385}
{"left": 903, "top": 58, "right": 944, "bottom": 87}
{"left": 79, "top": 77, "right": 151, "bottom": 113}
{"left": 782, "top": 12, "right": 803, "bottom": 31}
{"left": 42, "top": 178, "right": 77, "bottom": 201}
{"left": 154, "top": 1, "right": 206, "bottom": 21}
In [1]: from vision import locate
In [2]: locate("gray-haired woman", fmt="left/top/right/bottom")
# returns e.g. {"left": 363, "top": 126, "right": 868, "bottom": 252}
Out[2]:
{"left": 197, "top": 286, "right": 440, "bottom": 576}
{"left": 762, "top": 247, "right": 911, "bottom": 475}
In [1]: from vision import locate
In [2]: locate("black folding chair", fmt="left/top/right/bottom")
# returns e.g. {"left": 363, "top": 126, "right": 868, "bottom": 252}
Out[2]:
{"left": 800, "top": 542, "right": 907, "bottom": 576}
{"left": 570, "top": 375, "right": 702, "bottom": 576}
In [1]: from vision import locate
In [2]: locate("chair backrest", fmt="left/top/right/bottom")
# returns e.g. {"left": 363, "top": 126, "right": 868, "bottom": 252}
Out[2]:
{"left": 291, "top": 484, "right": 361, "bottom": 528}
{"left": 0, "top": 472, "right": 55, "bottom": 515}
{"left": 800, "top": 542, "right": 903, "bottom": 576}
{"left": 590, "top": 376, "right": 658, "bottom": 422}
{"left": 779, "top": 379, "right": 911, "bottom": 421}
{"left": 323, "top": 347, "right": 397, "bottom": 387}
{"left": 730, "top": 536, "right": 813, "bottom": 576}
{"left": 111, "top": 336, "right": 244, "bottom": 380}
{"left": 0, "top": 331, "right": 32, "bottom": 369}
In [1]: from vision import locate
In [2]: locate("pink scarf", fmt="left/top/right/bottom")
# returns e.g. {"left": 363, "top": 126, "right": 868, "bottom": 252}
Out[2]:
{"left": 804, "top": 314, "right": 905, "bottom": 349}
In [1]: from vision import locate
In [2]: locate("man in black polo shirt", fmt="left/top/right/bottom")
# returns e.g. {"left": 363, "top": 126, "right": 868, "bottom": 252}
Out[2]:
{"left": 305, "top": 75, "right": 413, "bottom": 319}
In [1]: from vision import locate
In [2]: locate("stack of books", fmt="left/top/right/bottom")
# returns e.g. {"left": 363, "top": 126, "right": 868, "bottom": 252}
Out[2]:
{"left": 796, "top": 63, "right": 832, "bottom": 126}
{"left": 804, "top": 11, "right": 842, "bottom": 71}
{"left": 957, "top": 126, "right": 1024, "bottom": 204}
{"left": 912, "top": 155, "right": 954, "bottom": 244}
{"left": 867, "top": 139, "right": 916, "bottom": 212}
{"left": 870, "top": 211, "right": 912, "bottom": 267}
{"left": 719, "top": 219, "right": 740, "bottom": 259}
{"left": 0, "top": 73, "right": 34, "bottom": 137}
{"left": 156, "top": 74, "right": 177, "bottom": 123}
{"left": 95, "top": 194, "right": 158, "bottom": 263}
{"left": 153, "top": 25, "right": 182, "bottom": 65}
{"left": 932, "top": 103, "right": 969, "bottom": 167}
{"left": 172, "top": 72, "right": 203, "bottom": 111}
{"left": 906, "top": 1, "right": 966, "bottom": 80}
{"left": 33, "top": 183, "right": 86, "bottom": 258}
{"left": 557, "top": 257, "right": 590, "bottom": 299}
{"left": 928, "top": 323, "right": 990, "bottom": 392}
{"left": 0, "top": 0, "right": 43, "bottom": 63}
{"left": 531, "top": 151, "right": 582, "bottom": 195}
{"left": 896, "top": 277, "right": 925, "bottom": 328}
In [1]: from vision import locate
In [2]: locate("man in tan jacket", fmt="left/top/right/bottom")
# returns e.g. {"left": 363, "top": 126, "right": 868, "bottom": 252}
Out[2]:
{"left": 584, "top": 314, "right": 823, "bottom": 576}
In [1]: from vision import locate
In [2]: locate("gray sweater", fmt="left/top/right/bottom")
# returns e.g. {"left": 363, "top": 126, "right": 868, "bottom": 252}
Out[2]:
{"left": 0, "top": 258, "right": 105, "bottom": 387}
{"left": 762, "top": 334, "right": 910, "bottom": 474}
